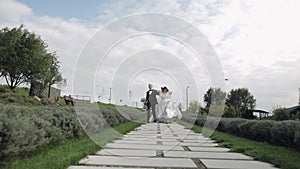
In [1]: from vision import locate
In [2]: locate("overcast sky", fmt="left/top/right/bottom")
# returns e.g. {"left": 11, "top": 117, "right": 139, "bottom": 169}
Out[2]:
{"left": 0, "top": 0, "right": 299, "bottom": 111}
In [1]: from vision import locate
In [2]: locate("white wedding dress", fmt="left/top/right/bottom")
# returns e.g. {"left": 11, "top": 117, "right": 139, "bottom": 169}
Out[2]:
{"left": 155, "top": 92, "right": 182, "bottom": 123}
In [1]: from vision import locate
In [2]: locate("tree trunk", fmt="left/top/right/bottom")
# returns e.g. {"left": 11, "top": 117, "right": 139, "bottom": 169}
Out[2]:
{"left": 48, "top": 83, "right": 51, "bottom": 98}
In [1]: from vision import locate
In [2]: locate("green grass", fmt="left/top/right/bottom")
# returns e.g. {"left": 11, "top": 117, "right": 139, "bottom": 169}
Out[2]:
{"left": 97, "top": 101, "right": 144, "bottom": 111}
{"left": 0, "top": 84, "right": 28, "bottom": 95}
{"left": 2, "top": 121, "right": 141, "bottom": 169}
{"left": 178, "top": 120, "right": 300, "bottom": 169}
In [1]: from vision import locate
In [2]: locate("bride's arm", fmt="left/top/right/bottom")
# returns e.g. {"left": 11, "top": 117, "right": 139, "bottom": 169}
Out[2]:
{"left": 166, "top": 91, "right": 172, "bottom": 99}
{"left": 156, "top": 94, "right": 162, "bottom": 103}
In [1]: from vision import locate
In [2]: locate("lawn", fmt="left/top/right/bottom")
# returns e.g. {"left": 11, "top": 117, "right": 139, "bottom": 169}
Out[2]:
{"left": 2, "top": 121, "right": 141, "bottom": 169}
{"left": 178, "top": 120, "right": 300, "bottom": 169}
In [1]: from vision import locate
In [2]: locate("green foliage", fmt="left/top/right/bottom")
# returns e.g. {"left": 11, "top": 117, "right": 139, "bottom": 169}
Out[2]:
{"left": 0, "top": 26, "right": 47, "bottom": 90}
{"left": 273, "top": 107, "right": 289, "bottom": 121}
{"left": 30, "top": 52, "right": 66, "bottom": 98}
{"left": 178, "top": 120, "right": 300, "bottom": 169}
{"left": 0, "top": 105, "right": 80, "bottom": 159}
{"left": 189, "top": 100, "right": 201, "bottom": 114}
{"left": 0, "top": 25, "right": 65, "bottom": 95}
{"left": 0, "top": 103, "right": 143, "bottom": 160}
{"left": 1, "top": 121, "right": 141, "bottom": 169}
{"left": 140, "top": 98, "right": 146, "bottom": 109}
{"left": 204, "top": 87, "right": 226, "bottom": 109}
{"left": 270, "top": 121, "right": 299, "bottom": 147}
{"left": 76, "top": 105, "right": 143, "bottom": 133}
{"left": 0, "top": 85, "right": 28, "bottom": 96}
{"left": 223, "top": 105, "right": 240, "bottom": 117}
{"left": 218, "top": 118, "right": 248, "bottom": 135}
{"left": 226, "top": 88, "right": 256, "bottom": 119}
{"left": 291, "top": 111, "right": 300, "bottom": 120}
{"left": 182, "top": 115, "right": 300, "bottom": 151}
{"left": 0, "top": 93, "right": 41, "bottom": 105}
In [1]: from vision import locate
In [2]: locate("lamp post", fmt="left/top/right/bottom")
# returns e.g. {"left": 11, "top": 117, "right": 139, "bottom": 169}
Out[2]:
{"left": 108, "top": 87, "right": 111, "bottom": 104}
{"left": 186, "top": 86, "right": 189, "bottom": 113}
{"left": 298, "top": 88, "right": 300, "bottom": 105}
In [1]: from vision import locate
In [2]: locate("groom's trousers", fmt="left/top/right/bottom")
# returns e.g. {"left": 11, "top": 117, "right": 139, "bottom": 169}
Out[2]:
{"left": 147, "top": 104, "right": 157, "bottom": 122}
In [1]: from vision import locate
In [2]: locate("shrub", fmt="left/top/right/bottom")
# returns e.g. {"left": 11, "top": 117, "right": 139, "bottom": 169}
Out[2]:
{"left": 181, "top": 114, "right": 197, "bottom": 124}
{"left": 270, "top": 121, "right": 298, "bottom": 147}
{"left": 251, "top": 120, "right": 276, "bottom": 142}
{"left": 183, "top": 116, "right": 300, "bottom": 151}
{"left": 237, "top": 120, "right": 257, "bottom": 139}
{"left": 0, "top": 103, "right": 143, "bottom": 160}
{"left": 294, "top": 123, "right": 300, "bottom": 151}
{"left": 0, "top": 93, "right": 41, "bottom": 106}
{"left": 218, "top": 118, "right": 247, "bottom": 135}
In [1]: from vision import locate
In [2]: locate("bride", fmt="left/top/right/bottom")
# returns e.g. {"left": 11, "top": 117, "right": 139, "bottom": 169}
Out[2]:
{"left": 155, "top": 86, "right": 182, "bottom": 123}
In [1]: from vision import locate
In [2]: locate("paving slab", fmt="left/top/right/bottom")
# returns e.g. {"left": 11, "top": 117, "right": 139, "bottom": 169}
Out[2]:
{"left": 113, "top": 139, "right": 215, "bottom": 146}
{"left": 126, "top": 133, "right": 159, "bottom": 136}
{"left": 123, "top": 135, "right": 158, "bottom": 138}
{"left": 181, "top": 139, "right": 213, "bottom": 143}
{"left": 68, "top": 166, "right": 154, "bottom": 169}
{"left": 97, "top": 149, "right": 156, "bottom": 157}
{"left": 160, "top": 141, "right": 216, "bottom": 146}
{"left": 105, "top": 143, "right": 184, "bottom": 151}
{"left": 122, "top": 137, "right": 179, "bottom": 142}
{"left": 164, "top": 151, "right": 253, "bottom": 160}
{"left": 166, "top": 142, "right": 217, "bottom": 146}
{"left": 79, "top": 156, "right": 197, "bottom": 168}
{"left": 188, "top": 146, "right": 230, "bottom": 152}
{"left": 126, "top": 134, "right": 176, "bottom": 138}
{"left": 113, "top": 139, "right": 157, "bottom": 145}
{"left": 69, "top": 122, "right": 279, "bottom": 169}
{"left": 201, "top": 159, "right": 279, "bottom": 169}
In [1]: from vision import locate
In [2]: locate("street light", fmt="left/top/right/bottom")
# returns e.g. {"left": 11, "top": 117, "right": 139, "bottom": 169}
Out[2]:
{"left": 108, "top": 87, "right": 111, "bottom": 104}
{"left": 298, "top": 88, "right": 300, "bottom": 105}
{"left": 186, "top": 86, "right": 189, "bottom": 113}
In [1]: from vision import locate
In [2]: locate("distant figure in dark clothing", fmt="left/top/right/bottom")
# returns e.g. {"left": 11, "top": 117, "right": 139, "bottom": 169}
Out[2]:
{"left": 64, "top": 95, "right": 74, "bottom": 106}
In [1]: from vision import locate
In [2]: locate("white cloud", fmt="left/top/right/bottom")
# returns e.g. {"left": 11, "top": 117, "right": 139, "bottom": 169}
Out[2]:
{"left": 0, "top": 0, "right": 32, "bottom": 22}
{"left": 0, "top": 0, "right": 299, "bottom": 110}
{"left": 0, "top": 0, "right": 100, "bottom": 95}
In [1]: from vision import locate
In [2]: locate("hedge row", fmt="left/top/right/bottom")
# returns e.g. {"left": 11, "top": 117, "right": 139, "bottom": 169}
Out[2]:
{"left": 75, "top": 106, "right": 143, "bottom": 133}
{"left": 183, "top": 115, "right": 300, "bottom": 151}
{"left": 0, "top": 104, "right": 143, "bottom": 159}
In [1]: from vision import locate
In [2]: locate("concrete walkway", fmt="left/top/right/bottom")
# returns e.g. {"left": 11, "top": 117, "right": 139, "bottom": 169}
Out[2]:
{"left": 68, "top": 123, "right": 279, "bottom": 169}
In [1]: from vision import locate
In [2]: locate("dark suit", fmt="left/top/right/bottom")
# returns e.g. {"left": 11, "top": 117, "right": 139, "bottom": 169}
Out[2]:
{"left": 146, "top": 89, "right": 158, "bottom": 122}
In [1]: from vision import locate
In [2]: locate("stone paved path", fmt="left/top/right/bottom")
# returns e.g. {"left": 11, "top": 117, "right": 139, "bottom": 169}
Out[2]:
{"left": 68, "top": 123, "right": 279, "bottom": 169}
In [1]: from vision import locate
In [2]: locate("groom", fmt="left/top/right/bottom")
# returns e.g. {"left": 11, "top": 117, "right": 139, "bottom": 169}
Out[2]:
{"left": 146, "top": 83, "right": 158, "bottom": 123}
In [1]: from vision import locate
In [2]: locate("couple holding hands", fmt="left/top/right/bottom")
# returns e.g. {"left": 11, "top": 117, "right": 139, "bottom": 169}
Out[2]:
{"left": 145, "top": 83, "right": 182, "bottom": 123}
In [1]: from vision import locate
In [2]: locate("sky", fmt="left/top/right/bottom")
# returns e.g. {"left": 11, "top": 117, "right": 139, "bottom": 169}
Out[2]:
{"left": 0, "top": 0, "right": 300, "bottom": 111}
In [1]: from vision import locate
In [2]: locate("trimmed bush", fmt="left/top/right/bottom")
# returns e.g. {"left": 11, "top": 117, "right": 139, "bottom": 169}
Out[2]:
{"left": 182, "top": 114, "right": 300, "bottom": 151}
{"left": 250, "top": 120, "right": 275, "bottom": 142}
{"left": 0, "top": 103, "right": 144, "bottom": 160}
{"left": 218, "top": 118, "right": 247, "bottom": 135}
{"left": 270, "top": 121, "right": 299, "bottom": 147}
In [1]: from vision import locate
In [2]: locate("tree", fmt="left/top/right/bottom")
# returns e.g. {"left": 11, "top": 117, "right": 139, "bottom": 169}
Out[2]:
{"left": 226, "top": 88, "right": 256, "bottom": 119}
{"left": 44, "top": 53, "right": 65, "bottom": 98}
{"left": 223, "top": 105, "right": 239, "bottom": 117}
{"left": 0, "top": 25, "right": 47, "bottom": 90}
{"left": 272, "top": 107, "right": 289, "bottom": 121}
{"left": 204, "top": 87, "right": 226, "bottom": 109}
{"left": 140, "top": 98, "right": 146, "bottom": 109}
{"left": 29, "top": 52, "right": 66, "bottom": 98}
{"left": 189, "top": 100, "right": 201, "bottom": 114}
